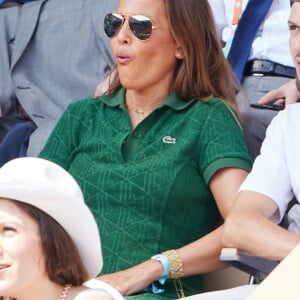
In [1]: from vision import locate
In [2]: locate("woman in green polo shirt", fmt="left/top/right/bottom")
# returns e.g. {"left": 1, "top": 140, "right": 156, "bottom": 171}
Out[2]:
{"left": 39, "top": 0, "right": 251, "bottom": 299}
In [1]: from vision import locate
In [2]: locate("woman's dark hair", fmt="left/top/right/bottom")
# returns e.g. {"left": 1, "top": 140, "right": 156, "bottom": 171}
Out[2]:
{"left": 105, "top": 0, "right": 240, "bottom": 120}
{"left": 8, "top": 200, "right": 88, "bottom": 286}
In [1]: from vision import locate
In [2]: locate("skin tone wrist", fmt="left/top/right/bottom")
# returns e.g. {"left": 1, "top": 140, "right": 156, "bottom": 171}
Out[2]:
{"left": 146, "top": 259, "right": 166, "bottom": 281}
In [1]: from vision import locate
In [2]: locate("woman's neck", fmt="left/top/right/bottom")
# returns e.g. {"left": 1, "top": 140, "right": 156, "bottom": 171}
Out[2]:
{"left": 125, "top": 89, "right": 170, "bottom": 129}
{"left": 12, "top": 281, "right": 68, "bottom": 300}
{"left": 125, "top": 88, "right": 170, "bottom": 111}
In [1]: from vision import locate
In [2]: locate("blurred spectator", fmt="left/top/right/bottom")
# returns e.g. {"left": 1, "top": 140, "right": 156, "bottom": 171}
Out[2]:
{"left": 0, "top": 0, "right": 116, "bottom": 160}
{"left": 209, "top": 0, "right": 294, "bottom": 161}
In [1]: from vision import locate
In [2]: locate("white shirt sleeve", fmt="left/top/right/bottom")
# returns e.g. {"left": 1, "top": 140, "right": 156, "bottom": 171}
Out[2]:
{"left": 239, "top": 108, "right": 294, "bottom": 223}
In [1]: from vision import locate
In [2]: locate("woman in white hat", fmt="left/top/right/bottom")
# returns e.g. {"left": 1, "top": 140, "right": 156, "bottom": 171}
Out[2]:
{"left": 0, "top": 157, "right": 123, "bottom": 300}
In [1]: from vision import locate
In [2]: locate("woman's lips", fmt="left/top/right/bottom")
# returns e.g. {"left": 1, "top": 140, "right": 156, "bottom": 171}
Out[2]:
{"left": 115, "top": 52, "right": 131, "bottom": 64}
{"left": 0, "top": 264, "right": 10, "bottom": 271}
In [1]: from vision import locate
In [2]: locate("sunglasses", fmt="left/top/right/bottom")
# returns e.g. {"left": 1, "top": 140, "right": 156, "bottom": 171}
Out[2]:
{"left": 104, "top": 13, "right": 165, "bottom": 41}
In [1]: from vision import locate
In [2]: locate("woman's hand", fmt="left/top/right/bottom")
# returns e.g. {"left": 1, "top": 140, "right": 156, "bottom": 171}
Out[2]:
{"left": 97, "top": 260, "right": 164, "bottom": 296}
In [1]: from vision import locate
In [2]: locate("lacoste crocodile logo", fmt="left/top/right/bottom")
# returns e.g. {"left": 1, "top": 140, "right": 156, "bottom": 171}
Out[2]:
{"left": 162, "top": 136, "right": 176, "bottom": 144}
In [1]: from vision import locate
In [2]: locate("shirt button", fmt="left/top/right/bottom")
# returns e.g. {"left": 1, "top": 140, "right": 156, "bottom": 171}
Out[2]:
{"left": 133, "top": 131, "right": 142, "bottom": 139}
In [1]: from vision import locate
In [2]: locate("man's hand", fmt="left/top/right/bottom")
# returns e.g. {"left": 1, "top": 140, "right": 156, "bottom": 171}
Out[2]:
{"left": 258, "top": 78, "right": 300, "bottom": 106}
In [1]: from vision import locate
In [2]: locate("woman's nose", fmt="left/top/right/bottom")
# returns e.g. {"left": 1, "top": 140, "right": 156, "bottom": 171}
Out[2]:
{"left": 116, "top": 19, "right": 132, "bottom": 44}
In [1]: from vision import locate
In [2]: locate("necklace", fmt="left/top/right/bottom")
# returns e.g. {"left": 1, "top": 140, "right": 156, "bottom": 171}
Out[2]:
{"left": 127, "top": 107, "right": 153, "bottom": 117}
{"left": 58, "top": 284, "right": 72, "bottom": 300}
{"left": 126, "top": 99, "right": 162, "bottom": 118}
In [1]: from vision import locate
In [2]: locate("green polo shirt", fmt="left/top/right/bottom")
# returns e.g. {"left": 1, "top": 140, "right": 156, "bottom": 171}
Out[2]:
{"left": 39, "top": 88, "right": 251, "bottom": 299}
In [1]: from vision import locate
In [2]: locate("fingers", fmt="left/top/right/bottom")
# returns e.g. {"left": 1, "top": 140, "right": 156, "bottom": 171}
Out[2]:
{"left": 258, "top": 79, "right": 300, "bottom": 106}
{"left": 258, "top": 88, "right": 284, "bottom": 104}
{"left": 97, "top": 274, "right": 128, "bottom": 295}
{"left": 274, "top": 98, "right": 285, "bottom": 105}
{"left": 97, "top": 271, "right": 148, "bottom": 296}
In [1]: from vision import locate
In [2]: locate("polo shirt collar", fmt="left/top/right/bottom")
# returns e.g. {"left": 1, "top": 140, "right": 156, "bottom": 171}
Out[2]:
{"left": 163, "top": 92, "right": 196, "bottom": 111}
{"left": 101, "top": 88, "right": 126, "bottom": 109}
{"left": 101, "top": 87, "right": 196, "bottom": 111}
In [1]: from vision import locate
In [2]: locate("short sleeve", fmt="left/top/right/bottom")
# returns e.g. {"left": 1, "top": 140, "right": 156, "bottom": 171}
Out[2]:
{"left": 239, "top": 109, "right": 294, "bottom": 223}
{"left": 199, "top": 100, "right": 252, "bottom": 184}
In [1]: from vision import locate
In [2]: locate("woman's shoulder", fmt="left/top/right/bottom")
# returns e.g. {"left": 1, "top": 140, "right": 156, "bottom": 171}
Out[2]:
{"left": 192, "top": 96, "right": 239, "bottom": 121}
{"left": 65, "top": 97, "right": 108, "bottom": 117}
{"left": 68, "top": 92, "right": 122, "bottom": 111}
{"left": 70, "top": 96, "right": 104, "bottom": 108}
{"left": 191, "top": 96, "right": 230, "bottom": 110}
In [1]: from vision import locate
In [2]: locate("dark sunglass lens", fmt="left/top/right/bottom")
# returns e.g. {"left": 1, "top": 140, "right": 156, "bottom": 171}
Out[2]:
{"left": 104, "top": 13, "right": 123, "bottom": 38}
{"left": 129, "top": 15, "right": 152, "bottom": 40}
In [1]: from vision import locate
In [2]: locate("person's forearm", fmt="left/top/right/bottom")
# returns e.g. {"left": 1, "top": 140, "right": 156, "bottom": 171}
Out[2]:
{"left": 176, "top": 225, "right": 227, "bottom": 276}
{"left": 223, "top": 212, "right": 300, "bottom": 261}
{"left": 98, "top": 225, "right": 228, "bottom": 296}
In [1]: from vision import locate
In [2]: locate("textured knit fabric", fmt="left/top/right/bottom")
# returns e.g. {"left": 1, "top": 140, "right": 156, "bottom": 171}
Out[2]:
{"left": 39, "top": 88, "right": 251, "bottom": 299}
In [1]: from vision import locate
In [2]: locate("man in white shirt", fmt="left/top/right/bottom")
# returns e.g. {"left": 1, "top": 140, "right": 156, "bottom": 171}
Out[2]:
{"left": 209, "top": 0, "right": 295, "bottom": 161}
{"left": 223, "top": 0, "right": 300, "bottom": 262}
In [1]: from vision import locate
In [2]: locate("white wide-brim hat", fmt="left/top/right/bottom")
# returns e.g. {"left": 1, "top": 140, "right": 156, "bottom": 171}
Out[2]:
{"left": 0, "top": 157, "right": 102, "bottom": 278}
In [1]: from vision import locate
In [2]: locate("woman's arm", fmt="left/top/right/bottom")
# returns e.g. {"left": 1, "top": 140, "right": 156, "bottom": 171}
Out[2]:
{"left": 97, "top": 167, "right": 248, "bottom": 296}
